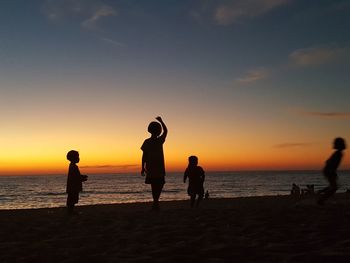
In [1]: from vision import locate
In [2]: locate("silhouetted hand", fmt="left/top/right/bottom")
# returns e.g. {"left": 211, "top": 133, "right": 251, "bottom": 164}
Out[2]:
{"left": 141, "top": 168, "right": 146, "bottom": 176}
{"left": 155, "top": 116, "right": 163, "bottom": 122}
{"left": 82, "top": 175, "right": 88, "bottom": 182}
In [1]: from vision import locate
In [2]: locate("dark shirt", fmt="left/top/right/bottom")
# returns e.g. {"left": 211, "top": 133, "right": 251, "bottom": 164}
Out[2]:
{"left": 66, "top": 163, "right": 83, "bottom": 193}
{"left": 141, "top": 136, "right": 166, "bottom": 178}
{"left": 184, "top": 166, "right": 205, "bottom": 196}
{"left": 323, "top": 150, "right": 343, "bottom": 175}
{"left": 184, "top": 166, "right": 205, "bottom": 185}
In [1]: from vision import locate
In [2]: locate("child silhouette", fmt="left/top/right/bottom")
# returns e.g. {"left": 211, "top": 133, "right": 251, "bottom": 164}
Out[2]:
{"left": 66, "top": 150, "right": 88, "bottom": 215}
{"left": 141, "top": 116, "right": 168, "bottom": 211}
{"left": 184, "top": 156, "right": 205, "bottom": 208}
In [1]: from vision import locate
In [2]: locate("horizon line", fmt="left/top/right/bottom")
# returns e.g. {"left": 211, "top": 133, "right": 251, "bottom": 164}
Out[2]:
{"left": 1, "top": 169, "right": 350, "bottom": 177}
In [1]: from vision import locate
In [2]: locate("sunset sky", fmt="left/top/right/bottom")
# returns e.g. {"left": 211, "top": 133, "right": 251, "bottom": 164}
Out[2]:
{"left": 1, "top": 0, "right": 350, "bottom": 175}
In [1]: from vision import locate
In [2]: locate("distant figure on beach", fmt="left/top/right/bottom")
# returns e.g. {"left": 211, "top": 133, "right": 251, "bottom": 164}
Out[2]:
{"left": 301, "top": 184, "right": 314, "bottom": 196}
{"left": 141, "top": 116, "right": 168, "bottom": 211}
{"left": 184, "top": 156, "right": 205, "bottom": 208}
{"left": 66, "top": 150, "right": 88, "bottom": 215}
{"left": 317, "top": 137, "right": 347, "bottom": 205}
{"left": 291, "top": 183, "right": 300, "bottom": 196}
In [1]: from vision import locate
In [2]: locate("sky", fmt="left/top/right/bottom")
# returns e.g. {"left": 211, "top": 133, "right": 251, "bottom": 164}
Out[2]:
{"left": 1, "top": 0, "right": 350, "bottom": 175}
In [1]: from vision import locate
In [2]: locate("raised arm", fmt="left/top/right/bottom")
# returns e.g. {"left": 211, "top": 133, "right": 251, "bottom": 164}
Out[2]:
{"left": 156, "top": 116, "right": 167, "bottom": 141}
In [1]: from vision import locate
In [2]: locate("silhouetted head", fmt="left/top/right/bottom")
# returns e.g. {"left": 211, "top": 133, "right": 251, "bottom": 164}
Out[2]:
{"left": 188, "top": 156, "right": 198, "bottom": 167}
{"left": 67, "top": 150, "right": 80, "bottom": 163}
{"left": 148, "top": 121, "right": 162, "bottom": 136}
{"left": 333, "top": 137, "right": 346, "bottom": 150}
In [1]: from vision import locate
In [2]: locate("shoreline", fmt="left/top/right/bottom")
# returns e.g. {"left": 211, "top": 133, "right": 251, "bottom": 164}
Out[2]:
{"left": 1, "top": 194, "right": 350, "bottom": 262}
{"left": 0, "top": 195, "right": 288, "bottom": 212}
{"left": 0, "top": 193, "right": 349, "bottom": 212}
{"left": 0, "top": 194, "right": 316, "bottom": 212}
{"left": 1, "top": 191, "right": 350, "bottom": 212}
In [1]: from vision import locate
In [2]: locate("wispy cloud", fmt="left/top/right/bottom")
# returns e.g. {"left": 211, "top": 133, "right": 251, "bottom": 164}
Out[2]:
{"left": 101, "top": 37, "right": 125, "bottom": 47}
{"left": 235, "top": 68, "right": 270, "bottom": 84}
{"left": 274, "top": 143, "right": 312, "bottom": 149}
{"left": 214, "top": 0, "right": 291, "bottom": 25}
{"left": 43, "top": 0, "right": 117, "bottom": 30}
{"left": 234, "top": 43, "right": 349, "bottom": 86}
{"left": 81, "top": 5, "right": 117, "bottom": 30}
{"left": 300, "top": 111, "right": 350, "bottom": 119}
{"left": 43, "top": 0, "right": 89, "bottom": 21}
{"left": 289, "top": 45, "right": 349, "bottom": 66}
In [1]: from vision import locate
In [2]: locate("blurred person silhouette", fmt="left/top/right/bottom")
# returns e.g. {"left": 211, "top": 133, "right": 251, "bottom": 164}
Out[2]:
{"left": 66, "top": 150, "right": 88, "bottom": 215}
{"left": 291, "top": 183, "right": 300, "bottom": 196}
{"left": 141, "top": 116, "right": 168, "bottom": 211}
{"left": 317, "top": 137, "right": 346, "bottom": 205}
{"left": 303, "top": 184, "right": 314, "bottom": 195}
{"left": 184, "top": 155, "right": 205, "bottom": 208}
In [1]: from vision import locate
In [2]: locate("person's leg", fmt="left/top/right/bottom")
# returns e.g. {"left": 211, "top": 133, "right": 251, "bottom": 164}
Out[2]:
{"left": 67, "top": 203, "right": 74, "bottom": 214}
{"left": 324, "top": 176, "right": 338, "bottom": 198}
{"left": 67, "top": 193, "right": 76, "bottom": 214}
{"left": 318, "top": 176, "right": 337, "bottom": 205}
{"left": 196, "top": 194, "right": 203, "bottom": 207}
{"left": 190, "top": 195, "right": 196, "bottom": 208}
{"left": 151, "top": 183, "right": 164, "bottom": 210}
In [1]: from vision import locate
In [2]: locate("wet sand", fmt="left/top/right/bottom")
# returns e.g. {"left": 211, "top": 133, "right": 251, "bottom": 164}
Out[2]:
{"left": 1, "top": 194, "right": 350, "bottom": 262}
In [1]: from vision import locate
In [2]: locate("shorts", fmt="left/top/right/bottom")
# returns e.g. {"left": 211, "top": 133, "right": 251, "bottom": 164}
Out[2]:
{"left": 145, "top": 176, "right": 165, "bottom": 185}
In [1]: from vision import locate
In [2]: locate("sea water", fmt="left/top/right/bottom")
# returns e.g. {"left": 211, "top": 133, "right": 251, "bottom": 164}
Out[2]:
{"left": 1, "top": 171, "right": 350, "bottom": 210}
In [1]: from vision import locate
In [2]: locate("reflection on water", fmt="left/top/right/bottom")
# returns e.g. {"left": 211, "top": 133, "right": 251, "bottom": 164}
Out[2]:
{"left": 1, "top": 171, "right": 350, "bottom": 209}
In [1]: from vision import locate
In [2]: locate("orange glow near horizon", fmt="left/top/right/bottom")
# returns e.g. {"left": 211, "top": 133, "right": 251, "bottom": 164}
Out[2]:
{"left": 1, "top": 108, "right": 349, "bottom": 175}
{"left": 1, "top": 137, "right": 349, "bottom": 176}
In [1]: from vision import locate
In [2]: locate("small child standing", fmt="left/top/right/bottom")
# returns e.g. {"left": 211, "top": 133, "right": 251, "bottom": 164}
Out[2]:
{"left": 318, "top": 137, "right": 346, "bottom": 205}
{"left": 184, "top": 156, "right": 205, "bottom": 208}
{"left": 66, "top": 150, "right": 88, "bottom": 215}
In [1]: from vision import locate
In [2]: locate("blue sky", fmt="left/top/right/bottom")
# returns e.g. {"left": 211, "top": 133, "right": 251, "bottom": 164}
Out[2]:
{"left": 1, "top": 0, "right": 350, "bottom": 174}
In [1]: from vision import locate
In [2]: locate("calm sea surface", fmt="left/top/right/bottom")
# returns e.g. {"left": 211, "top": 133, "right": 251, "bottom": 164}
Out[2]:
{"left": 1, "top": 171, "right": 350, "bottom": 210}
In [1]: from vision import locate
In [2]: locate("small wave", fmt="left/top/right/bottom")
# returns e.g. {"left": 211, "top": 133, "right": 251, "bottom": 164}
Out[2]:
{"left": 36, "top": 192, "right": 65, "bottom": 196}
{"left": 83, "top": 190, "right": 144, "bottom": 195}
{"left": 163, "top": 189, "right": 181, "bottom": 193}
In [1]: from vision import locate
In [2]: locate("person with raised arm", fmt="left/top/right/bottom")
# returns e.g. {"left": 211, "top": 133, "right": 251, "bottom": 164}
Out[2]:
{"left": 141, "top": 116, "right": 168, "bottom": 211}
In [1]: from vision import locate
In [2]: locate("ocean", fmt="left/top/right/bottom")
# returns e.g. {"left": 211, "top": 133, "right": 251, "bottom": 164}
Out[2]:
{"left": 1, "top": 171, "right": 350, "bottom": 210}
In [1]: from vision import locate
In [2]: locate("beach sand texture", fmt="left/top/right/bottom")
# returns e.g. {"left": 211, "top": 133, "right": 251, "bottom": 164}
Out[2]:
{"left": 1, "top": 194, "right": 350, "bottom": 262}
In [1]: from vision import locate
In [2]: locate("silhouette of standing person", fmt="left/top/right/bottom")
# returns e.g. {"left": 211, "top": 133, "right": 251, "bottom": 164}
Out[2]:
{"left": 141, "top": 116, "right": 168, "bottom": 211}
{"left": 66, "top": 150, "right": 88, "bottom": 215}
{"left": 184, "top": 156, "right": 205, "bottom": 208}
{"left": 318, "top": 137, "right": 347, "bottom": 205}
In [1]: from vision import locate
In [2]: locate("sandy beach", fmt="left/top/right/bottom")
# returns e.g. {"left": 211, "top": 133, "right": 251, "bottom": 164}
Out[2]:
{"left": 1, "top": 194, "right": 350, "bottom": 262}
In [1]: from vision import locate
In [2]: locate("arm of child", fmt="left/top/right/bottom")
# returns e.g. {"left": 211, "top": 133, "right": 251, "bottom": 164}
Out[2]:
{"left": 156, "top": 116, "right": 168, "bottom": 142}
{"left": 201, "top": 168, "right": 205, "bottom": 182}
